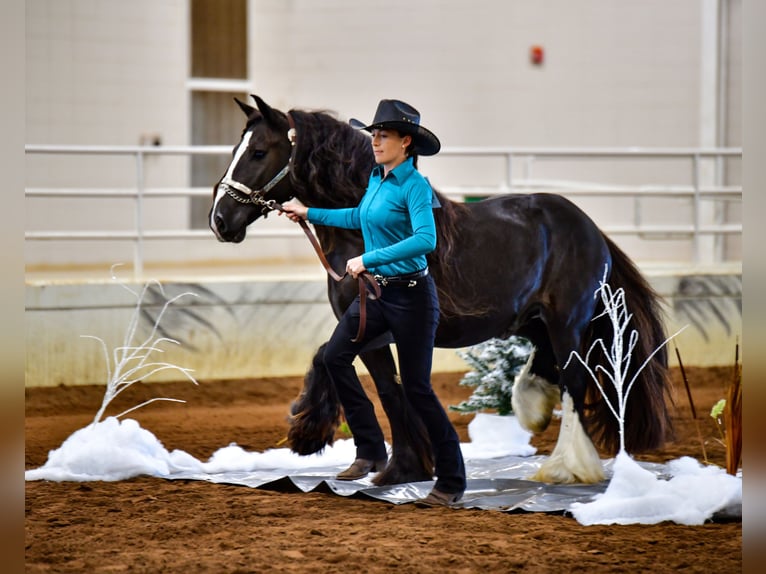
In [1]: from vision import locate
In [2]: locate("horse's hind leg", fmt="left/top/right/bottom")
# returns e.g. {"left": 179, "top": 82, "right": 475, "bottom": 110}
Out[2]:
{"left": 359, "top": 346, "right": 434, "bottom": 486}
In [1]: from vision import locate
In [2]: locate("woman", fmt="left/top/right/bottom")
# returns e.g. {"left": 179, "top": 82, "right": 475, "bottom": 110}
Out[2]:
{"left": 281, "top": 99, "right": 466, "bottom": 506}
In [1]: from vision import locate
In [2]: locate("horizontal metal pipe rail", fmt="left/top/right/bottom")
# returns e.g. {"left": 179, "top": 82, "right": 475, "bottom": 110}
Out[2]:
{"left": 25, "top": 144, "right": 742, "bottom": 275}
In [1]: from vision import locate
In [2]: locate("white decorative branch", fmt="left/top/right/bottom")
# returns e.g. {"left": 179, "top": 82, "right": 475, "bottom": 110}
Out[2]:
{"left": 84, "top": 267, "right": 199, "bottom": 425}
{"left": 564, "top": 265, "right": 685, "bottom": 453}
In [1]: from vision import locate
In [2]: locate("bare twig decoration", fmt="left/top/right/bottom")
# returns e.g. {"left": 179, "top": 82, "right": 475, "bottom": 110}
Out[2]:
{"left": 564, "top": 265, "right": 685, "bottom": 454}
{"left": 84, "top": 266, "right": 199, "bottom": 425}
{"left": 725, "top": 341, "right": 742, "bottom": 475}
{"left": 675, "top": 344, "right": 708, "bottom": 463}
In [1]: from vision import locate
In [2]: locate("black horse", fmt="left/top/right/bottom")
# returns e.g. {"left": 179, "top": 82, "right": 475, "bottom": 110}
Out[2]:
{"left": 209, "top": 95, "right": 673, "bottom": 485}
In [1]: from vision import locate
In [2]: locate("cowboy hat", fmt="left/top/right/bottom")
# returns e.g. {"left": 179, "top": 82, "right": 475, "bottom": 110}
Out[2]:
{"left": 350, "top": 99, "right": 441, "bottom": 156}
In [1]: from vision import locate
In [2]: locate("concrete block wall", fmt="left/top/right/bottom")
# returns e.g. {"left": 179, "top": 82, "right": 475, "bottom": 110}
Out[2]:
{"left": 25, "top": 270, "right": 742, "bottom": 387}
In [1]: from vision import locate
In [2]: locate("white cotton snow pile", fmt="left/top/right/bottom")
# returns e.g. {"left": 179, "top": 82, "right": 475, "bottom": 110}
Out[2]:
{"left": 460, "top": 412, "right": 536, "bottom": 459}
{"left": 569, "top": 451, "right": 742, "bottom": 526}
{"left": 24, "top": 417, "right": 530, "bottom": 483}
{"left": 25, "top": 417, "right": 183, "bottom": 482}
{"left": 198, "top": 438, "right": 357, "bottom": 473}
{"left": 24, "top": 417, "right": 365, "bottom": 482}
{"left": 26, "top": 412, "right": 536, "bottom": 483}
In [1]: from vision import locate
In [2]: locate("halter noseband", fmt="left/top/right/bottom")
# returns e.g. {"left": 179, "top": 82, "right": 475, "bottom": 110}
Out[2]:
{"left": 219, "top": 113, "right": 297, "bottom": 213}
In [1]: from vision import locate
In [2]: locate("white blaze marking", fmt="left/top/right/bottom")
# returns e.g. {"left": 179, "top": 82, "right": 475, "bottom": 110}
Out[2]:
{"left": 224, "top": 129, "right": 253, "bottom": 182}
{"left": 210, "top": 129, "right": 253, "bottom": 234}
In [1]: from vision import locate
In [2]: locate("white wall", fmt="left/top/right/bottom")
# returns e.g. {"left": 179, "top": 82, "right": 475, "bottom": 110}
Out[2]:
{"left": 25, "top": 0, "right": 191, "bottom": 268}
{"left": 25, "top": 0, "right": 741, "bottom": 271}
{"left": 253, "top": 0, "right": 703, "bottom": 148}
{"left": 26, "top": 0, "right": 189, "bottom": 148}
{"left": 250, "top": 0, "right": 741, "bottom": 265}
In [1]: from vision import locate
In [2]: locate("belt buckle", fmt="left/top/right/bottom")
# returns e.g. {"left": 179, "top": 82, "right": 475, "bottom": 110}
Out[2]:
{"left": 373, "top": 274, "right": 388, "bottom": 287}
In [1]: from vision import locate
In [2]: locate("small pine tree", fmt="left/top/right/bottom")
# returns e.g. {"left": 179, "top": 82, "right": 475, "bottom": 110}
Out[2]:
{"left": 450, "top": 336, "right": 533, "bottom": 416}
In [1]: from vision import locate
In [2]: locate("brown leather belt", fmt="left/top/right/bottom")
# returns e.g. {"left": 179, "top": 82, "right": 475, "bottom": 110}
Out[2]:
{"left": 373, "top": 268, "right": 429, "bottom": 287}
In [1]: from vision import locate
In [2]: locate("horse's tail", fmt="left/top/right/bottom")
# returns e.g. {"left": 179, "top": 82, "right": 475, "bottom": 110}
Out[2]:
{"left": 583, "top": 234, "right": 674, "bottom": 455}
{"left": 287, "top": 343, "right": 342, "bottom": 455}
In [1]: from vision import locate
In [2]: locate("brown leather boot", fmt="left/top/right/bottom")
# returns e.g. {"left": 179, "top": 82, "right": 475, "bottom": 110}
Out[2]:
{"left": 416, "top": 488, "right": 463, "bottom": 507}
{"left": 335, "top": 457, "right": 388, "bottom": 481}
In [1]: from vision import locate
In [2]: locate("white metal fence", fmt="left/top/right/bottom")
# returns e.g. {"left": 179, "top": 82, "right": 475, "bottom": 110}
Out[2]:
{"left": 25, "top": 145, "right": 742, "bottom": 276}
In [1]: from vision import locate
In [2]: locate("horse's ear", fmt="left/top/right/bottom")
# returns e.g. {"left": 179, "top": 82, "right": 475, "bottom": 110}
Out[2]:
{"left": 251, "top": 95, "right": 281, "bottom": 126}
{"left": 234, "top": 97, "right": 255, "bottom": 117}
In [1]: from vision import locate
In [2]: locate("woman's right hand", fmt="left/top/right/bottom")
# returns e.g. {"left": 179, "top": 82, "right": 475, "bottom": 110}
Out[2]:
{"left": 280, "top": 198, "right": 308, "bottom": 222}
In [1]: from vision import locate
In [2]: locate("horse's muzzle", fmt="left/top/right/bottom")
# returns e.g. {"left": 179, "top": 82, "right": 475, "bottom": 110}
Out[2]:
{"left": 210, "top": 212, "right": 247, "bottom": 243}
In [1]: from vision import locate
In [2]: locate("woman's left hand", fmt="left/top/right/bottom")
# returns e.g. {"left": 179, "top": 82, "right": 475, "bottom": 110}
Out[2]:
{"left": 346, "top": 256, "right": 366, "bottom": 278}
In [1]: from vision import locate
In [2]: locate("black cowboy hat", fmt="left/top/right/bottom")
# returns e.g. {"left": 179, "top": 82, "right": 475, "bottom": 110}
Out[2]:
{"left": 350, "top": 99, "right": 441, "bottom": 156}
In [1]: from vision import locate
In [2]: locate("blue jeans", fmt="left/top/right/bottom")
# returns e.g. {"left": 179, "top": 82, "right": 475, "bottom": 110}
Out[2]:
{"left": 323, "top": 274, "right": 466, "bottom": 494}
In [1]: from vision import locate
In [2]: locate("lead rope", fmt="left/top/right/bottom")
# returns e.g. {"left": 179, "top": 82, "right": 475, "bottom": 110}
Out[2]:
{"left": 274, "top": 113, "right": 380, "bottom": 342}
{"left": 267, "top": 199, "right": 380, "bottom": 343}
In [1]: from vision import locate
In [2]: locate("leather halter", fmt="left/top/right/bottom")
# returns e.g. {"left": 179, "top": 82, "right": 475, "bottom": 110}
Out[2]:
{"left": 221, "top": 111, "right": 381, "bottom": 342}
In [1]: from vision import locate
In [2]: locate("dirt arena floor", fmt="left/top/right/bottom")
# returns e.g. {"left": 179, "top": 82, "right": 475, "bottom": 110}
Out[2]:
{"left": 26, "top": 366, "right": 741, "bottom": 573}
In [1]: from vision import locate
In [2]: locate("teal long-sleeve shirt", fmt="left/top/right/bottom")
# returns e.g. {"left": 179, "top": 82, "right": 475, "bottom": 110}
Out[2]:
{"left": 306, "top": 157, "right": 436, "bottom": 277}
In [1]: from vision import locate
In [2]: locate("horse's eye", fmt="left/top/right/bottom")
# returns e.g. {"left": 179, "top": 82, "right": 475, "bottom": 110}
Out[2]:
{"left": 252, "top": 150, "right": 266, "bottom": 159}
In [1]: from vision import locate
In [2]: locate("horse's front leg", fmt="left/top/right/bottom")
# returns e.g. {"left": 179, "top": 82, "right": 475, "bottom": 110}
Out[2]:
{"left": 511, "top": 349, "right": 561, "bottom": 434}
{"left": 531, "top": 331, "right": 605, "bottom": 484}
{"left": 359, "top": 345, "right": 434, "bottom": 486}
{"left": 513, "top": 354, "right": 604, "bottom": 483}
{"left": 532, "top": 389, "right": 605, "bottom": 484}
{"left": 287, "top": 342, "right": 341, "bottom": 455}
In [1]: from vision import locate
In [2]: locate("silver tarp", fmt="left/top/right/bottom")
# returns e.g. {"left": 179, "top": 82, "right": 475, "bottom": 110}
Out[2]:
{"left": 165, "top": 454, "right": 742, "bottom": 519}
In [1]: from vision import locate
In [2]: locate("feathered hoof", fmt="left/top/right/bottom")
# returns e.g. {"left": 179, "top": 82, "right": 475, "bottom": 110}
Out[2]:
{"left": 287, "top": 434, "right": 335, "bottom": 456}
{"left": 511, "top": 350, "right": 560, "bottom": 433}
{"left": 531, "top": 456, "right": 606, "bottom": 484}
{"left": 287, "top": 414, "right": 337, "bottom": 456}
{"left": 516, "top": 410, "right": 554, "bottom": 434}
{"left": 287, "top": 435, "right": 335, "bottom": 456}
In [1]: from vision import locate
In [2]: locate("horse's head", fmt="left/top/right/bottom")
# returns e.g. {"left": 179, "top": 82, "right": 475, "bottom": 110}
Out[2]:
{"left": 209, "top": 95, "right": 296, "bottom": 243}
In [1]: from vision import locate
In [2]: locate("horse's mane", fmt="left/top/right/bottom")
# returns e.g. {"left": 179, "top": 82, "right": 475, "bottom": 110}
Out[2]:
{"left": 289, "top": 109, "right": 375, "bottom": 210}
{"left": 289, "top": 108, "right": 473, "bottom": 317}
{"left": 428, "top": 190, "right": 474, "bottom": 317}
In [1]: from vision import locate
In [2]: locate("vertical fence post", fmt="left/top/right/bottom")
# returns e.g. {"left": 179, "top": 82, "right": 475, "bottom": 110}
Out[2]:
{"left": 523, "top": 155, "right": 534, "bottom": 186}
{"left": 714, "top": 151, "right": 725, "bottom": 261}
{"left": 134, "top": 149, "right": 145, "bottom": 279}
{"left": 692, "top": 153, "right": 701, "bottom": 264}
